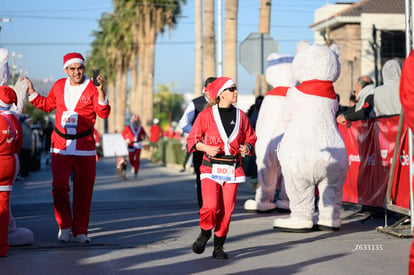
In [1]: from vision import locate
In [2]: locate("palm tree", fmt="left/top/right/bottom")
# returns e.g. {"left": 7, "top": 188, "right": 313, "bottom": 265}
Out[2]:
{"left": 132, "top": 0, "right": 184, "bottom": 128}
{"left": 204, "top": 0, "right": 216, "bottom": 79}
{"left": 256, "top": 0, "right": 271, "bottom": 96}
{"left": 88, "top": 13, "right": 118, "bottom": 133}
{"left": 224, "top": 0, "right": 238, "bottom": 82}
{"left": 194, "top": 0, "right": 203, "bottom": 97}
{"left": 89, "top": 0, "right": 185, "bottom": 131}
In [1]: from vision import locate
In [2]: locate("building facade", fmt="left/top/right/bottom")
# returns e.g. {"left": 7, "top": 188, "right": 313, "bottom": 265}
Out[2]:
{"left": 311, "top": 0, "right": 405, "bottom": 105}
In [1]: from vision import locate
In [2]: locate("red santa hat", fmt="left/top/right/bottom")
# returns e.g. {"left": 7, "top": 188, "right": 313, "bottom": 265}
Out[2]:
{"left": 0, "top": 86, "right": 17, "bottom": 108}
{"left": 205, "top": 77, "right": 236, "bottom": 99}
{"left": 63, "top": 52, "right": 85, "bottom": 69}
{"left": 130, "top": 114, "right": 140, "bottom": 122}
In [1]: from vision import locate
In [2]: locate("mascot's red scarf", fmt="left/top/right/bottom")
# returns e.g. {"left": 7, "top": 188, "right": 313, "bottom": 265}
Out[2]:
{"left": 265, "top": 86, "right": 289, "bottom": 97}
{"left": 296, "top": 79, "right": 336, "bottom": 99}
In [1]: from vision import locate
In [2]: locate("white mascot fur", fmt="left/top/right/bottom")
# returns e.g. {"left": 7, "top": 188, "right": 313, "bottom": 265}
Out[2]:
{"left": 0, "top": 48, "right": 34, "bottom": 245}
{"left": 243, "top": 52, "right": 296, "bottom": 212}
{"left": 273, "top": 43, "right": 349, "bottom": 232}
{"left": 244, "top": 40, "right": 311, "bottom": 213}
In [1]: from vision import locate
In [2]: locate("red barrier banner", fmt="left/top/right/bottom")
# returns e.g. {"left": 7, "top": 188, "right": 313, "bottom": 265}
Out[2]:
{"left": 390, "top": 122, "right": 410, "bottom": 209}
{"left": 338, "top": 116, "right": 409, "bottom": 208}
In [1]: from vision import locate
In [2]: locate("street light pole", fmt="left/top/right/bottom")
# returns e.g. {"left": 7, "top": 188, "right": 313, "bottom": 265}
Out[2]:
{"left": 0, "top": 17, "right": 11, "bottom": 33}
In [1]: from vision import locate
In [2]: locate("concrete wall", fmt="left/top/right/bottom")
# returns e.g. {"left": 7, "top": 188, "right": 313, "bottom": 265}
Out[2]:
{"left": 360, "top": 13, "right": 405, "bottom": 82}
{"left": 311, "top": 7, "right": 405, "bottom": 105}
{"left": 330, "top": 24, "right": 361, "bottom": 105}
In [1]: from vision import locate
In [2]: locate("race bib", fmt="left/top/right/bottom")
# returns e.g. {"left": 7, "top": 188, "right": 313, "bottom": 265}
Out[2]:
{"left": 61, "top": 111, "right": 78, "bottom": 128}
{"left": 133, "top": 141, "right": 143, "bottom": 149}
{"left": 211, "top": 163, "right": 235, "bottom": 182}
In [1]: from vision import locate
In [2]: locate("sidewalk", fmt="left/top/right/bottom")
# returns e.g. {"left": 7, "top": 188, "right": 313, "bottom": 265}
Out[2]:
{"left": 2, "top": 157, "right": 411, "bottom": 274}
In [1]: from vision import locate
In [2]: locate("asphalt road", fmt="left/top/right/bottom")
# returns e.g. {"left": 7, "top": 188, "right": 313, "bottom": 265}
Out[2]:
{"left": 1, "top": 156, "right": 411, "bottom": 274}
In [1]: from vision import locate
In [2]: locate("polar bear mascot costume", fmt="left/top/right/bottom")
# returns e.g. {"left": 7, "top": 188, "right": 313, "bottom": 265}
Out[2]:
{"left": 273, "top": 43, "right": 349, "bottom": 232}
{"left": 243, "top": 53, "right": 296, "bottom": 212}
{"left": 244, "top": 41, "right": 310, "bottom": 213}
{"left": 0, "top": 48, "right": 34, "bottom": 246}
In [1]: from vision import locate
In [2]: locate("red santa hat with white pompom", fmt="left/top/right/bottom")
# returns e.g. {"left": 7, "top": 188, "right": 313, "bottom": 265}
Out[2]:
{"left": 63, "top": 52, "right": 85, "bottom": 69}
{"left": 0, "top": 86, "right": 17, "bottom": 108}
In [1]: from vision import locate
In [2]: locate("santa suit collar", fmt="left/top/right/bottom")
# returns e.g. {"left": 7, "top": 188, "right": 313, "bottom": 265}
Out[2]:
{"left": 64, "top": 77, "right": 89, "bottom": 112}
{"left": 129, "top": 123, "right": 141, "bottom": 141}
{"left": 296, "top": 80, "right": 336, "bottom": 99}
{"left": 212, "top": 104, "right": 240, "bottom": 155}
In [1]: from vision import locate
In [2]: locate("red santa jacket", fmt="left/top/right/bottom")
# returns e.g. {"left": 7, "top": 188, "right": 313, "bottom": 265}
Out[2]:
{"left": 29, "top": 78, "right": 111, "bottom": 156}
{"left": 149, "top": 124, "right": 163, "bottom": 143}
{"left": 122, "top": 123, "right": 146, "bottom": 152}
{"left": 0, "top": 110, "right": 22, "bottom": 156}
{"left": 187, "top": 105, "right": 257, "bottom": 183}
{"left": 400, "top": 50, "right": 414, "bottom": 130}
{"left": 0, "top": 110, "right": 22, "bottom": 191}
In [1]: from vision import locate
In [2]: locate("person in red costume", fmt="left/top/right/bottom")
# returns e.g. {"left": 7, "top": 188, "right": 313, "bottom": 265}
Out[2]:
{"left": 93, "top": 128, "right": 101, "bottom": 161}
{"left": 25, "top": 52, "right": 111, "bottom": 244}
{"left": 149, "top": 118, "right": 163, "bottom": 145}
{"left": 187, "top": 77, "right": 257, "bottom": 259}
{"left": 122, "top": 114, "right": 148, "bottom": 178}
{"left": 399, "top": 50, "right": 414, "bottom": 274}
{"left": 0, "top": 86, "right": 23, "bottom": 256}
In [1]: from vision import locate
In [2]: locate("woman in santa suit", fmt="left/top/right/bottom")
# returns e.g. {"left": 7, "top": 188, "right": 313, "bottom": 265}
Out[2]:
{"left": 187, "top": 77, "right": 257, "bottom": 259}
{"left": 0, "top": 86, "right": 22, "bottom": 256}
{"left": 122, "top": 114, "right": 148, "bottom": 178}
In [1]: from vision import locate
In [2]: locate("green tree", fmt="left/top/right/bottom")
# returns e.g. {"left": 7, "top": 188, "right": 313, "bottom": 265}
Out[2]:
{"left": 88, "top": 0, "right": 185, "bottom": 131}
{"left": 153, "top": 84, "right": 184, "bottom": 130}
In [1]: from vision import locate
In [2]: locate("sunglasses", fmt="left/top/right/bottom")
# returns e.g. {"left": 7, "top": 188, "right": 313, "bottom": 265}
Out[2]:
{"left": 225, "top": 86, "right": 237, "bottom": 92}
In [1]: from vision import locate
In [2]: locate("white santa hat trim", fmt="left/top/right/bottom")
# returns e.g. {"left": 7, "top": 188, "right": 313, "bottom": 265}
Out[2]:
{"left": 63, "top": 52, "right": 85, "bottom": 69}
{"left": 0, "top": 98, "right": 12, "bottom": 107}
{"left": 207, "top": 77, "right": 236, "bottom": 99}
{"left": 63, "top": 58, "right": 84, "bottom": 69}
{"left": 216, "top": 79, "right": 236, "bottom": 98}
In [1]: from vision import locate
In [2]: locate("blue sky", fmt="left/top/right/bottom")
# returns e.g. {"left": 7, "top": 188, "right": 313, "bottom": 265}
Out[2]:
{"left": 0, "top": 0, "right": 337, "bottom": 95}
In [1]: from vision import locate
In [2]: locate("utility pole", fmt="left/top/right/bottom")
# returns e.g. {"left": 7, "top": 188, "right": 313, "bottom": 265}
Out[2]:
{"left": 256, "top": 0, "right": 271, "bottom": 97}
{"left": 217, "top": 0, "right": 223, "bottom": 76}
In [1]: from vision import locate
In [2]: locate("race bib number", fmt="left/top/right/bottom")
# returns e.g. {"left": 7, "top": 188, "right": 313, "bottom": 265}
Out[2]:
{"left": 133, "top": 141, "right": 143, "bottom": 149}
{"left": 61, "top": 111, "right": 78, "bottom": 128}
{"left": 211, "top": 163, "right": 235, "bottom": 182}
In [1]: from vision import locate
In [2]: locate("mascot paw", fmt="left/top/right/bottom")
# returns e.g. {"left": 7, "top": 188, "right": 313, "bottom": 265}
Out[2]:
{"left": 317, "top": 218, "right": 341, "bottom": 231}
{"left": 8, "top": 227, "right": 34, "bottom": 246}
{"left": 244, "top": 199, "right": 258, "bottom": 212}
{"left": 257, "top": 202, "right": 276, "bottom": 212}
{"left": 273, "top": 217, "right": 315, "bottom": 233}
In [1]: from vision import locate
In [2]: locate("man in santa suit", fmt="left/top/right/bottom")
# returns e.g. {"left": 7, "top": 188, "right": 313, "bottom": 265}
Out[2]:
{"left": 399, "top": 49, "right": 414, "bottom": 274}
{"left": 0, "top": 86, "right": 23, "bottom": 256}
{"left": 122, "top": 114, "right": 148, "bottom": 178}
{"left": 187, "top": 77, "right": 256, "bottom": 259}
{"left": 25, "top": 52, "right": 111, "bottom": 243}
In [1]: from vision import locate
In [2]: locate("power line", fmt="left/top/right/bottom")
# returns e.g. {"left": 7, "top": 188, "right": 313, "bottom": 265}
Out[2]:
{"left": 0, "top": 14, "right": 101, "bottom": 21}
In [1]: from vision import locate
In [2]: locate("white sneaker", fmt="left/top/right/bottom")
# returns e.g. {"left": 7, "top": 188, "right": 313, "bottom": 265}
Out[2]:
{"left": 73, "top": 234, "right": 91, "bottom": 243}
{"left": 58, "top": 228, "right": 71, "bottom": 243}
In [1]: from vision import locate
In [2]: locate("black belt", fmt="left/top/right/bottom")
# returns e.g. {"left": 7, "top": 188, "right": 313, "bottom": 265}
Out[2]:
{"left": 203, "top": 154, "right": 241, "bottom": 168}
{"left": 54, "top": 127, "right": 92, "bottom": 140}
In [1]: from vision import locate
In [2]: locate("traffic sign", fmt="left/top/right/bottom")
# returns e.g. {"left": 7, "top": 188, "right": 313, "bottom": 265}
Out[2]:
{"left": 239, "top": 32, "right": 279, "bottom": 75}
